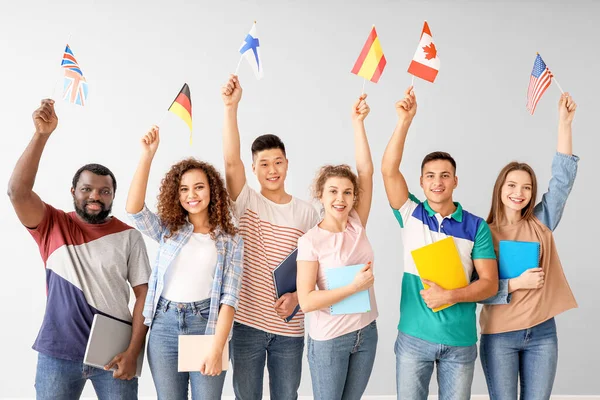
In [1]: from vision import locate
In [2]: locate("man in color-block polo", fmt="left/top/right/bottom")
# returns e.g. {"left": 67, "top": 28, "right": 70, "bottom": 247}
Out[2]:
{"left": 381, "top": 87, "right": 498, "bottom": 400}
{"left": 7, "top": 100, "right": 151, "bottom": 400}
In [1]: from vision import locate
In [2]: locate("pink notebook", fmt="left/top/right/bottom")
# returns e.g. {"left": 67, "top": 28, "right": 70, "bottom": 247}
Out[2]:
{"left": 178, "top": 335, "right": 229, "bottom": 372}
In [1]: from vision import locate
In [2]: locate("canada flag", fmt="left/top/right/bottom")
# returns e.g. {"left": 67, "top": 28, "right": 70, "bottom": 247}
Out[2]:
{"left": 407, "top": 21, "right": 440, "bottom": 83}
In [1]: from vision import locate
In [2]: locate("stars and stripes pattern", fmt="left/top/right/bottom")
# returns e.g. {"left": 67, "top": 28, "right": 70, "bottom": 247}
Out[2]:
{"left": 526, "top": 54, "right": 553, "bottom": 115}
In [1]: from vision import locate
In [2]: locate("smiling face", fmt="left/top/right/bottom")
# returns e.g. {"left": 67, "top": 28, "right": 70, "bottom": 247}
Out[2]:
{"left": 71, "top": 170, "right": 114, "bottom": 224}
{"left": 252, "top": 148, "right": 288, "bottom": 192}
{"left": 420, "top": 159, "right": 458, "bottom": 206}
{"left": 320, "top": 176, "right": 356, "bottom": 223}
{"left": 500, "top": 170, "right": 533, "bottom": 213}
{"left": 178, "top": 168, "right": 210, "bottom": 216}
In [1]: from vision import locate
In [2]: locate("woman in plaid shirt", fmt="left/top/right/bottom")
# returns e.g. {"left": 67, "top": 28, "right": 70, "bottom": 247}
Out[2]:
{"left": 126, "top": 125, "right": 243, "bottom": 400}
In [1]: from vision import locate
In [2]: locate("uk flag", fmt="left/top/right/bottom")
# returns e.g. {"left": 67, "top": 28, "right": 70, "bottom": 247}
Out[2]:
{"left": 61, "top": 45, "right": 88, "bottom": 106}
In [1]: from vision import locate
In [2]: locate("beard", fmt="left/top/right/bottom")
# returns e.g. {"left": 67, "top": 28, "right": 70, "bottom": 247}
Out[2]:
{"left": 74, "top": 200, "right": 112, "bottom": 224}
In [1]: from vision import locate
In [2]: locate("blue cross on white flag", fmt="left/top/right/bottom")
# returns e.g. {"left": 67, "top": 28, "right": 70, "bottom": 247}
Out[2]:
{"left": 239, "top": 22, "right": 263, "bottom": 80}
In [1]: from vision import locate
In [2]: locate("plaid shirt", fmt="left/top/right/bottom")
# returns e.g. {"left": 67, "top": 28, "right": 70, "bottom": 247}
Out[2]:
{"left": 128, "top": 205, "right": 243, "bottom": 335}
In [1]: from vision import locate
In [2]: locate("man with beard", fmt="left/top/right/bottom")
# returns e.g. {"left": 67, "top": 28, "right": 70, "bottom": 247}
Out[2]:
{"left": 7, "top": 99, "right": 151, "bottom": 400}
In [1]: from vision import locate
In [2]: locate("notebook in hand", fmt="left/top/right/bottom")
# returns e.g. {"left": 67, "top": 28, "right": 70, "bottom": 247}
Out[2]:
{"left": 498, "top": 240, "right": 540, "bottom": 279}
{"left": 272, "top": 248, "right": 300, "bottom": 322}
{"left": 83, "top": 314, "right": 144, "bottom": 377}
{"left": 410, "top": 237, "right": 468, "bottom": 312}
{"left": 325, "top": 264, "right": 371, "bottom": 315}
{"left": 178, "top": 335, "right": 229, "bottom": 372}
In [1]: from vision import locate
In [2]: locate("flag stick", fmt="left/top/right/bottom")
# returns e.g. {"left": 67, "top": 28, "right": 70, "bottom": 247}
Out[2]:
{"left": 411, "top": 75, "right": 415, "bottom": 87}
{"left": 234, "top": 55, "right": 244, "bottom": 76}
{"left": 157, "top": 110, "right": 168, "bottom": 127}
{"left": 553, "top": 77, "right": 565, "bottom": 94}
{"left": 361, "top": 78, "right": 366, "bottom": 95}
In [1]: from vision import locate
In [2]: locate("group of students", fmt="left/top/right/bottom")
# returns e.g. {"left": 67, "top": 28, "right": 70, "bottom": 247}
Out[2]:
{"left": 7, "top": 73, "right": 578, "bottom": 400}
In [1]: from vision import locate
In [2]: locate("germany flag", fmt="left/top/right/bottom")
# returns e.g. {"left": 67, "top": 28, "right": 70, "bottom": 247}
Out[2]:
{"left": 168, "top": 83, "right": 193, "bottom": 143}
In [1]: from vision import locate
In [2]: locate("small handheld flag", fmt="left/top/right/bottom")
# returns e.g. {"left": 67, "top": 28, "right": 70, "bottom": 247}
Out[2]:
{"left": 168, "top": 83, "right": 193, "bottom": 144}
{"left": 238, "top": 22, "right": 263, "bottom": 80}
{"left": 407, "top": 21, "right": 440, "bottom": 83}
{"left": 351, "top": 26, "right": 387, "bottom": 84}
{"left": 526, "top": 53, "right": 554, "bottom": 115}
{"left": 61, "top": 44, "right": 88, "bottom": 106}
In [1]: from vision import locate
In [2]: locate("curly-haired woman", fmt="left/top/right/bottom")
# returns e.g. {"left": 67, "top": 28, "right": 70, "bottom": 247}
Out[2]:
{"left": 126, "top": 126, "right": 243, "bottom": 399}
{"left": 296, "top": 94, "right": 378, "bottom": 399}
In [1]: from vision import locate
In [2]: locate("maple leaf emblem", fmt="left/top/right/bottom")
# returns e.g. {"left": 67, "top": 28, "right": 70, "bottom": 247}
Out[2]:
{"left": 423, "top": 43, "right": 437, "bottom": 60}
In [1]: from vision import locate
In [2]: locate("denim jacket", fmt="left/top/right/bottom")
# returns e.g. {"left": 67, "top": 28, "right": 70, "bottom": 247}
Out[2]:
{"left": 481, "top": 152, "right": 579, "bottom": 304}
{"left": 128, "top": 205, "right": 244, "bottom": 335}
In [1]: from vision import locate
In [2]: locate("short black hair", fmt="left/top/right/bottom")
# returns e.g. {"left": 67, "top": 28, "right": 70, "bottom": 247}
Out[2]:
{"left": 421, "top": 151, "right": 457, "bottom": 174}
{"left": 251, "top": 134, "right": 286, "bottom": 158}
{"left": 72, "top": 163, "right": 117, "bottom": 192}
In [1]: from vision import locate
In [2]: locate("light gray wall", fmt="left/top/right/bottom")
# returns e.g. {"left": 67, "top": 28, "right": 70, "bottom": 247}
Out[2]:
{"left": 0, "top": 0, "right": 597, "bottom": 397}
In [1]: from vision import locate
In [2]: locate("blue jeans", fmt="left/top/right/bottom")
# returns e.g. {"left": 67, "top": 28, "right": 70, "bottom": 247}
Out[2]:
{"left": 148, "top": 297, "right": 226, "bottom": 400}
{"left": 308, "top": 320, "right": 378, "bottom": 400}
{"left": 480, "top": 318, "right": 558, "bottom": 400}
{"left": 230, "top": 321, "right": 304, "bottom": 400}
{"left": 395, "top": 331, "right": 477, "bottom": 400}
{"left": 35, "top": 352, "right": 137, "bottom": 400}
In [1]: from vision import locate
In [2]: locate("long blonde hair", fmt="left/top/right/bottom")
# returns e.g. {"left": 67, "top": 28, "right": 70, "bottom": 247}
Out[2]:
{"left": 487, "top": 162, "right": 538, "bottom": 227}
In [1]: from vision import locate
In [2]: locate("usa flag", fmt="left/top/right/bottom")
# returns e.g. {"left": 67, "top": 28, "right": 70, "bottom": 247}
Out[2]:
{"left": 526, "top": 54, "right": 553, "bottom": 115}
{"left": 61, "top": 45, "right": 88, "bottom": 106}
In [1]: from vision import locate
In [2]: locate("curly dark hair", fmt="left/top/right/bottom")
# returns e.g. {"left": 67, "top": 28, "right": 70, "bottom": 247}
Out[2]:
{"left": 312, "top": 164, "right": 361, "bottom": 209}
{"left": 157, "top": 158, "right": 237, "bottom": 238}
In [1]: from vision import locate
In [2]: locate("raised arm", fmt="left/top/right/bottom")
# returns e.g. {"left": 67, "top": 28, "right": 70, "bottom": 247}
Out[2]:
{"left": 7, "top": 99, "right": 58, "bottom": 228}
{"left": 533, "top": 93, "right": 578, "bottom": 231}
{"left": 352, "top": 94, "right": 373, "bottom": 226}
{"left": 557, "top": 92, "right": 576, "bottom": 155}
{"left": 126, "top": 126, "right": 160, "bottom": 214}
{"left": 381, "top": 87, "right": 417, "bottom": 210}
{"left": 221, "top": 74, "right": 246, "bottom": 201}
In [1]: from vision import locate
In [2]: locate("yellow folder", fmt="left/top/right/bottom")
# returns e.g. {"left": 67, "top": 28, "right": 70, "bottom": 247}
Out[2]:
{"left": 410, "top": 237, "right": 468, "bottom": 312}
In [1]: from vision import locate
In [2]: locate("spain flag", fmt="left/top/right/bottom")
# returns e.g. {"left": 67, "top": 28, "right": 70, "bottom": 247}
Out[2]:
{"left": 168, "top": 83, "right": 193, "bottom": 143}
{"left": 351, "top": 26, "right": 387, "bottom": 83}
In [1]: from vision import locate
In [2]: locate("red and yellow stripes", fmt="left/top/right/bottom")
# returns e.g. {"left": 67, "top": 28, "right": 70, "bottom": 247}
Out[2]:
{"left": 351, "top": 26, "right": 387, "bottom": 83}
{"left": 168, "top": 83, "right": 193, "bottom": 143}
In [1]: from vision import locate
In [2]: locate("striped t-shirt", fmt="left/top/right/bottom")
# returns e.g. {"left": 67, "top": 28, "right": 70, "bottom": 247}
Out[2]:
{"left": 28, "top": 203, "right": 151, "bottom": 361}
{"left": 234, "top": 184, "right": 320, "bottom": 337}
{"left": 393, "top": 195, "right": 496, "bottom": 347}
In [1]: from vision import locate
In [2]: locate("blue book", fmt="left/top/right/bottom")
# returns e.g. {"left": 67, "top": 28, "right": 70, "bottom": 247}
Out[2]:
{"left": 498, "top": 240, "right": 540, "bottom": 279}
{"left": 272, "top": 248, "right": 300, "bottom": 322}
{"left": 325, "top": 264, "right": 371, "bottom": 315}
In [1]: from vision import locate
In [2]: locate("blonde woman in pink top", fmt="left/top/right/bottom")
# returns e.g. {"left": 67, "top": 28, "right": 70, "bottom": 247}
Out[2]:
{"left": 297, "top": 94, "right": 378, "bottom": 400}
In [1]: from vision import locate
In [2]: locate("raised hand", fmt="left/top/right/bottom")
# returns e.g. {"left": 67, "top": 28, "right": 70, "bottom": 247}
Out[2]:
{"left": 395, "top": 86, "right": 417, "bottom": 122}
{"left": 33, "top": 99, "right": 58, "bottom": 136}
{"left": 352, "top": 94, "right": 370, "bottom": 122}
{"left": 558, "top": 92, "right": 577, "bottom": 124}
{"left": 141, "top": 125, "right": 160, "bottom": 158}
{"left": 221, "top": 74, "right": 243, "bottom": 107}
{"left": 352, "top": 262, "right": 374, "bottom": 293}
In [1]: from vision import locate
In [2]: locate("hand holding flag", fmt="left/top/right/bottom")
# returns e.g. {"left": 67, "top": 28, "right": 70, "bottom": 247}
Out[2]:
{"left": 221, "top": 74, "right": 243, "bottom": 107}
{"left": 395, "top": 86, "right": 417, "bottom": 122}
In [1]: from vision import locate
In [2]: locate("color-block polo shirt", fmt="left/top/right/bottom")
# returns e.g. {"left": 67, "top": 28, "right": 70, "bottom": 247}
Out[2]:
{"left": 393, "top": 194, "right": 496, "bottom": 347}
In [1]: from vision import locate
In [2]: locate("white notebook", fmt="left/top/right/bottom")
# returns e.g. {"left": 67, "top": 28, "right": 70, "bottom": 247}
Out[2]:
{"left": 178, "top": 335, "right": 229, "bottom": 372}
{"left": 83, "top": 314, "right": 144, "bottom": 377}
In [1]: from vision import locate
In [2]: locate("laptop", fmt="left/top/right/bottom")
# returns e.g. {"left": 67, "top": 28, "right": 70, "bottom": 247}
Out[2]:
{"left": 83, "top": 314, "right": 144, "bottom": 377}
{"left": 178, "top": 335, "right": 229, "bottom": 372}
